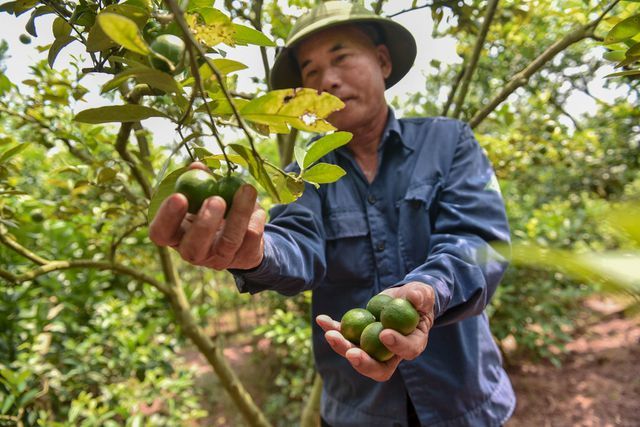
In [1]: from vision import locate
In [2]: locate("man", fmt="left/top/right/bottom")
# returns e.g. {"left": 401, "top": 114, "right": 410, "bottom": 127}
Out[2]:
{"left": 150, "top": 2, "right": 516, "bottom": 426}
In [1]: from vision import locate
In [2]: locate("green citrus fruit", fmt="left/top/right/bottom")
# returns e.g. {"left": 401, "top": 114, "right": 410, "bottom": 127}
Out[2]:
{"left": 217, "top": 175, "right": 244, "bottom": 216}
{"left": 360, "top": 322, "right": 393, "bottom": 362}
{"left": 366, "top": 294, "right": 393, "bottom": 321}
{"left": 380, "top": 298, "right": 420, "bottom": 336}
{"left": 30, "top": 209, "right": 44, "bottom": 222}
{"left": 174, "top": 169, "right": 217, "bottom": 214}
{"left": 340, "top": 308, "right": 376, "bottom": 344}
{"left": 19, "top": 34, "right": 31, "bottom": 44}
{"left": 150, "top": 34, "right": 186, "bottom": 74}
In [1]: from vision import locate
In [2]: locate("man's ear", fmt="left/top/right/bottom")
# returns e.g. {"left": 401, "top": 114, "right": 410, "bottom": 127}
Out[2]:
{"left": 376, "top": 44, "right": 392, "bottom": 80}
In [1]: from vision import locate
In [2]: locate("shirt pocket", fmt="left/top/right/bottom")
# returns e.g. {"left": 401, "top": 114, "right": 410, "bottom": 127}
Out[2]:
{"left": 396, "top": 179, "right": 441, "bottom": 272}
{"left": 324, "top": 210, "right": 374, "bottom": 284}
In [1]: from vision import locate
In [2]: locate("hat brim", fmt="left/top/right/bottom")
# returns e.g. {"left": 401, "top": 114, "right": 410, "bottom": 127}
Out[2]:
{"left": 270, "top": 18, "right": 416, "bottom": 91}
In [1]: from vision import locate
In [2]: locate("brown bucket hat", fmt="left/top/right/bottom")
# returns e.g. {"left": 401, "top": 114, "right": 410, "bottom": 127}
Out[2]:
{"left": 269, "top": 1, "right": 417, "bottom": 90}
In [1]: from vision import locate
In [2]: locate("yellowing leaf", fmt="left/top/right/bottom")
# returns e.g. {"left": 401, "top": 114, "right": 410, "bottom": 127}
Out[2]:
{"left": 186, "top": 8, "right": 235, "bottom": 47}
{"left": 86, "top": 4, "right": 149, "bottom": 52}
{"left": 240, "top": 88, "right": 345, "bottom": 134}
{"left": 302, "top": 163, "right": 346, "bottom": 184}
{"left": 97, "top": 13, "right": 150, "bottom": 55}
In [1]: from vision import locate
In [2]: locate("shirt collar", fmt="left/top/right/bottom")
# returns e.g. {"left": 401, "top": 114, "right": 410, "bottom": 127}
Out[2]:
{"left": 379, "top": 107, "right": 413, "bottom": 153}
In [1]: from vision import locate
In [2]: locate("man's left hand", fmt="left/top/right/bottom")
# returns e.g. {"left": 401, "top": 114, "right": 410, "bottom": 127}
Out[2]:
{"left": 316, "top": 282, "right": 436, "bottom": 382}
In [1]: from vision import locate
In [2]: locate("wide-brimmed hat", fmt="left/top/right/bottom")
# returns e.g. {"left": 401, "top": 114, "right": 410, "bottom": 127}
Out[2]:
{"left": 269, "top": 1, "right": 416, "bottom": 90}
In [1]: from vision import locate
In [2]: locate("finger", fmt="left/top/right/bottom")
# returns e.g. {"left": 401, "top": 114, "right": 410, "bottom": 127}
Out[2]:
{"left": 316, "top": 315, "right": 341, "bottom": 332}
{"left": 207, "top": 185, "right": 258, "bottom": 270}
{"left": 228, "top": 207, "right": 267, "bottom": 270}
{"left": 325, "top": 330, "right": 355, "bottom": 357}
{"left": 345, "top": 348, "right": 402, "bottom": 382}
{"left": 149, "top": 193, "right": 189, "bottom": 247}
{"left": 178, "top": 196, "right": 226, "bottom": 264}
{"left": 188, "top": 161, "right": 209, "bottom": 171}
{"left": 379, "top": 328, "right": 427, "bottom": 360}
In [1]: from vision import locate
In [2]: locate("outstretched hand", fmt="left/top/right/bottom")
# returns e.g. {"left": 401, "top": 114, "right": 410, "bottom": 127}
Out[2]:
{"left": 149, "top": 162, "right": 267, "bottom": 270}
{"left": 316, "top": 282, "right": 435, "bottom": 382}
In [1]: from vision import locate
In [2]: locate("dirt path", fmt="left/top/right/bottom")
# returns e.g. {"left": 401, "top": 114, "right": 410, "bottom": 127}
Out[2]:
{"left": 507, "top": 302, "right": 640, "bottom": 426}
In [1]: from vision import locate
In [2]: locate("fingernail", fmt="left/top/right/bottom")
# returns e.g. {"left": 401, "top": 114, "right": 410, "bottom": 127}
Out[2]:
{"left": 381, "top": 334, "right": 395, "bottom": 346}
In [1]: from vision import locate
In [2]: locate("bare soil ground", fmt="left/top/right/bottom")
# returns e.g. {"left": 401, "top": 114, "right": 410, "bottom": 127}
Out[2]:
{"left": 506, "top": 299, "right": 640, "bottom": 427}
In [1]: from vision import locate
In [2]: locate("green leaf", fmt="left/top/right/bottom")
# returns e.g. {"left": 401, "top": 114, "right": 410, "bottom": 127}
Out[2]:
{"left": 97, "top": 13, "right": 150, "bottom": 55}
{"left": 148, "top": 166, "right": 188, "bottom": 220}
{"left": 604, "top": 14, "right": 640, "bottom": 44}
{"left": 303, "top": 131, "right": 352, "bottom": 169}
{"left": 606, "top": 203, "right": 640, "bottom": 243}
{"left": 17, "top": 388, "right": 39, "bottom": 407}
{"left": 603, "top": 50, "right": 627, "bottom": 62}
{"left": 627, "top": 41, "right": 640, "bottom": 57}
{"left": 196, "top": 97, "right": 250, "bottom": 116}
{"left": 267, "top": 166, "right": 304, "bottom": 204}
{"left": 74, "top": 105, "right": 168, "bottom": 124}
{"left": 229, "top": 143, "right": 280, "bottom": 201}
{"left": 294, "top": 146, "right": 306, "bottom": 170}
{"left": 241, "top": 88, "right": 345, "bottom": 134}
{"left": 0, "top": 72, "right": 12, "bottom": 96}
{"left": 25, "top": 5, "right": 53, "bottom": 37}
{"left": 52, "top": 16, "right": 72, "bottom": 39}
{"left": 101, "top": 67, "right": 182, "bottom": 94}
{"left": 605, "top": 69, "right": 640, "bottom": 78}
{"left": 302, "top": 163, "right": 346, "bottom": 184}
{"left": 1, "top": 394, "right": 15, "bottom": 414}
{"left": 87, "top": 4, "right": 149, "bottom": 52}
{"left": 183, "top": 57, "right": 248, "bottom": 86}
{"left": 0, "top": 142, "right": 30, "bottom": 164}
{"left": 48, "top": 35, "right": 74, "bottom": 68}
{"left": 232, "top": 23, "right": 276, "bottom": 47}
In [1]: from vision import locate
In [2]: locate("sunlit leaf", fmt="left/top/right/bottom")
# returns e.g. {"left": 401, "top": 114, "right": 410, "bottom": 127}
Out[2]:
{"left": 604, "top": 14, "right": 640, "bottom": 44}
{"left": 603, "top": 50, "right": 626, "bottom": 62}
{"left": 605, "top": 69, "right": 640, "bottom": 78}
{"left": 0, "top": 72, "right": 12, "bottom": 95}
{"left": 86, "top": 4, "right": 148, "bottom": 52}
{"left": 52, "top": 16, "right": 72, "bottom": 39}
{"left": 97, "top": 13, "right": 150, "bottom": 55}
{"left": 74, "top": 105, "right": 168, "bottom": 124}
{"left": 626, "top": 41, "right": 640, "bottom": 57}
{"left": 606, "top": 203, "right": 640, "bottom": 243}
{"left": 294, "top": 146, "right": 306, "bottom": 170}
{"left": 0, "top": 142, "right": 30, "bottom": 164}
{"left": 302, "top": 163, "right": 346, "bottom": 184}
{"left": 187, "top": 8, "right": 235, "bottom": 47}
{"left": 232, "top": 23, "right": 275, "bottom": 47}
{"left": 303, "top": 131, "right": 352, "bottom": 169}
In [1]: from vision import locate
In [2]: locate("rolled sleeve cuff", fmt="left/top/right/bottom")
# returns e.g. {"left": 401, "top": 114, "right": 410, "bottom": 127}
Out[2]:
{"left": 394, "top": 274, "right": 450, "bottom": 319}
{"left": 229, "top": 233, "right": 278, "bottom": 294}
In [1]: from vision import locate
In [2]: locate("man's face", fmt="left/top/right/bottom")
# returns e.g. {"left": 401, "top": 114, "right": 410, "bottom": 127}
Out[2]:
{"left": 295, "top": 25, "right": 392, "bottom": 132}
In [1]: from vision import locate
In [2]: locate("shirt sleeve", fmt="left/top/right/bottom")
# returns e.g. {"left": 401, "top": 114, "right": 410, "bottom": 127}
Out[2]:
{"left": 396, "top": 122, "right": 510, "bottom": 326}
{"left": 229, "top": 181, "right": 327, "bottom": 296}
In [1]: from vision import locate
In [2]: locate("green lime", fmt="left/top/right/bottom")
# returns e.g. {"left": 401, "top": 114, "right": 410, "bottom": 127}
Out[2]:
{"left": 217, "top": 175, "right": 244, "bottom": 216}
{"left": 366, "top": 294, "right": 393, "bottom": 321}
{"left": 150, "top": 34, "right": 186, "bottom": 74}
{"left": 340, "top": 308, "right": 376, "bottom": 344}
{"left": 19, "top": 34, "right": 31, "bottom": 44}
{"left": 30, "top": 209, "right": 44, "bottom": 222}
{"left": 380, "top": 298, "right": 420, "bottom": 336}
{"left": 360, "top": 322, "right": 393, "bottom": 362}
{"left": 174, "top": 169, "right": 217, "bottom": 214}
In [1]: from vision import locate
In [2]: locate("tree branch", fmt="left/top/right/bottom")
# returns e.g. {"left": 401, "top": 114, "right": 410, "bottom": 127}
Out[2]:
{"left": 452, "top": 0, "right": 500, "bottom": 119}
{"left": 0, "top": 230, "right": 50, "bottom": 265}
{"left": 442, "top": 63, "right": 466, "bottom": 116}
{"left": 469, "top": 0, "right": 620, "bottom": 128}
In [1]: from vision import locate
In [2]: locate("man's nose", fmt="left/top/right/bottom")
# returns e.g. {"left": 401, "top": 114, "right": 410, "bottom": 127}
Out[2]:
{"left": 319, "top": 68, "right": 341, "bottom": 93}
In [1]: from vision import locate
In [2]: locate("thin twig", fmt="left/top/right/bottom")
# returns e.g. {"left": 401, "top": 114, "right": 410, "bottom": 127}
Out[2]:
{"left": 0, "top": 230, "right": 50, "bottom": 265}
{"left": 452, "top": 0, "right": 500, "bottom": 119}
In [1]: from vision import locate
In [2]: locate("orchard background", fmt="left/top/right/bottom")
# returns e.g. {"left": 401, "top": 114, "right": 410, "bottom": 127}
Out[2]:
{"left": 0, "top": 0, "right": 639, "bottom": 426}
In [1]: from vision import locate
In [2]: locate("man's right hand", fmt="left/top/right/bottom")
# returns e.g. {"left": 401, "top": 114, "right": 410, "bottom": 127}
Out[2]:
{"left": 148, "top": 162, "right": 267, "bottom": 271}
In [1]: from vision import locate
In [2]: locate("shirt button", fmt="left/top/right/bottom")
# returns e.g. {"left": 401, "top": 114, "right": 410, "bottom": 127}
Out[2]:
{"left": 376, "top": 241, "right": 385, "bottom": 252}
{"left": 367, "top": 194, "right": 377, "bottom": 204}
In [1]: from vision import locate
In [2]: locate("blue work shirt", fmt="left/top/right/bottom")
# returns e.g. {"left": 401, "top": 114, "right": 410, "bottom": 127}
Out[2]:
{"left": 232, "top": 109, "right": 516, "bottom": 426}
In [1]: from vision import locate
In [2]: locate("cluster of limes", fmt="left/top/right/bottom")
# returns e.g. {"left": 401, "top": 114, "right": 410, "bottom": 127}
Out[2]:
{"left": 175, "top": 169, "right": 244, "bottom": 215}
{"left": 340, "top": 294, "right": 420, "bottom": 362}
